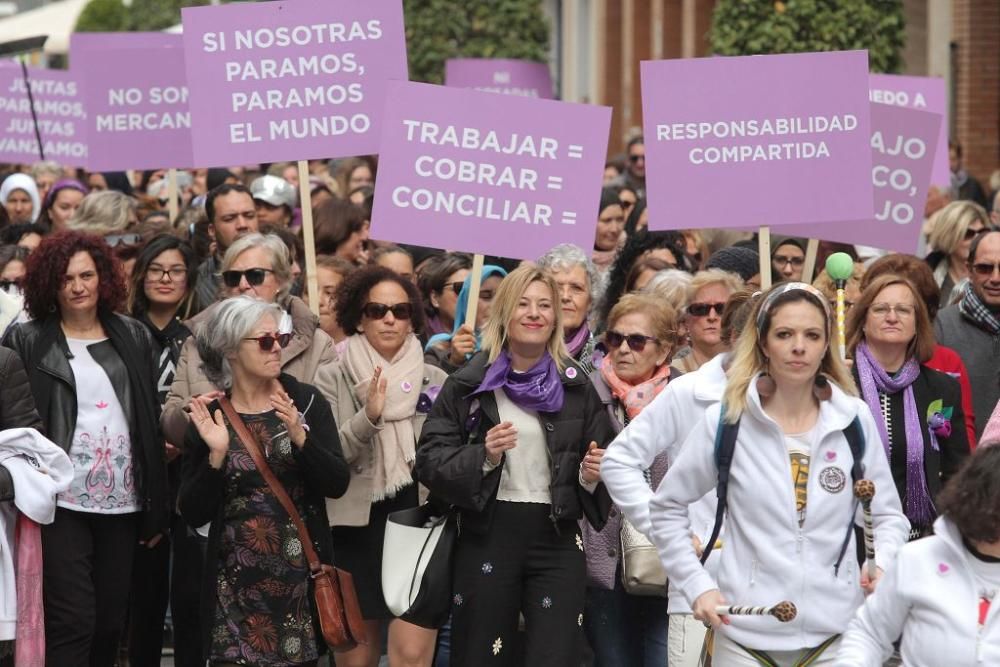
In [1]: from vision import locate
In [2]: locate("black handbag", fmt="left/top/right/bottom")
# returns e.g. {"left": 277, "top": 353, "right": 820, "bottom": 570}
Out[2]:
{"left": 382, "top": 503, "right": 456, "bottom": 628}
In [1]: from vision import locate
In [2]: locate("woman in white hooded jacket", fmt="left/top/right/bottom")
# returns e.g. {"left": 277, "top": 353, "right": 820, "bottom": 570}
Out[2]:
{"left": 836, "top": 445, "right": 1000, "bottom": 666}
{"left": 649, "top": 283, "right": 910, "bottom": 666}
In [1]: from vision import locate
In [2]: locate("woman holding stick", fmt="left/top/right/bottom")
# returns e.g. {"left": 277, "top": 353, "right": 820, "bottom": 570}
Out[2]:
{"left": 649, "top": 282, "right": 909, "bottom": 665}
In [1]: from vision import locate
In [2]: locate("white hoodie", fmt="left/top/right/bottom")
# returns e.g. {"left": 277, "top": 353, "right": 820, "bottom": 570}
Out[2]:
{"left": 601, "top": 352, "right": 726, "bottom": 613}
{"left": 0, "top": 428, "right": 74, "bottom": 641}
{"left": 835, "top": 516, "right": 1000, "bottom": 666}
{"left": 649, "top": 379, "right": 910, "bottom": 651}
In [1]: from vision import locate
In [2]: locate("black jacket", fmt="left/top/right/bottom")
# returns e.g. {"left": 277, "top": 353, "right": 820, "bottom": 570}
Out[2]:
{"left": 852, "top": 363, "right": 969, "bottom": 511}
{"left": 178, "top": 373, "right": 350, "bottom": 660}
{"left": 0, "top": 347, "right": 44, "bottom": 501}
{"left": 414, "top": 352, "right": 615, "bottom": 535}
{"left": 2, "top": 312, "right": 168, "bottom": 539}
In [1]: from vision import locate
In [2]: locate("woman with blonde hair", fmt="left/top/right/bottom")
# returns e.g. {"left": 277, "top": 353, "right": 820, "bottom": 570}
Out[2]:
{"left": 925, "top": 200, "right": 991, "bottom": 307}
{"left": 415, "top": 265, "right": 615, "bottom": 666}
{"left": 673, "top": 269, "right": 743, "bottom": 373}
{"left": 650, "top": 282, "right": 909, "bottom": 665}
{"left": 65, "top": 190, "right": 139, "bottom": 243}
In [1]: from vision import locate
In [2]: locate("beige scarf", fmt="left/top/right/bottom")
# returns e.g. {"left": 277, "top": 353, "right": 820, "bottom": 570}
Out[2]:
{"left": 343, "top": 334, "right": 425, "bottom": 501}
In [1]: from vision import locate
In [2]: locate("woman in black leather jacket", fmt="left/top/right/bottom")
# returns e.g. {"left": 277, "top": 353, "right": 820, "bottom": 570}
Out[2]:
{"left": 2, "top": 230, "right": 167, "bottom": 667}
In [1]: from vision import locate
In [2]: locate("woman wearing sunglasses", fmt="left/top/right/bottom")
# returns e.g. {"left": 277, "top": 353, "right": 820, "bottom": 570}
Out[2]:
{"left": 925, "top": 201, "right": 991, "bottom": 309}
{"left": 846, "top": 274, "right": 969, "bottom": 542}
{"left": 415, "top": 265, "right": 615, "bottom": 666}
{"left": 178, "top": 296, "right": 349, "bottom": 666}
{"left": 314, "top": 266, "right": 446, "bottom": 667}
{"left": 673, "top": 269, "right": 743, "bottom": 374}
{"left": 161, "top": 233, "right": 336, "bottom": 451}
{"left": 582, "top": 292, "right": 679, "bottom": 667}
{"left": 1, "top": 231, "right": 168, "bottom": 665}
{"left": 424, "top": 264, "right": 507, "bottom": 374}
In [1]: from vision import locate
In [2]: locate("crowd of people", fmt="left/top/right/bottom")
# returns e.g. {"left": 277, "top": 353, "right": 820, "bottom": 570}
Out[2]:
{"left": 0, "top": 140, "right": 997, "bottom": 667}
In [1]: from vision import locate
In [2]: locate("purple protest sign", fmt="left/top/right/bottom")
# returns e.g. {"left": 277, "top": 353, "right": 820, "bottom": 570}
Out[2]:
{"left": 370, "top": 81, "right": 611, "bottom": 261}
{"left": 0, "top": 66, "right": 86, "bottom": 166}
{"left": 869, "top": 74, "right": 948, "bottom": 188}
{"left": 641, "top": 51, "right": 873, "bottom": 231}
{"left": 781, "top": 103, "right": 942, "bottom": 253}
{"left": 181, "top": 0, "right": 407, "bottom": 167}
{"left": 71, "top": 34, "right": 193, "bottom": 171}
{"left": 445, "top": 59, "right": 554, "bottom": 99}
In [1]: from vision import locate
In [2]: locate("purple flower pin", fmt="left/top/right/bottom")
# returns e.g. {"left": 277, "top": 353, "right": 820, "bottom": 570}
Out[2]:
{"left": 416, "top": 385, "right": 442, "bottom": 415}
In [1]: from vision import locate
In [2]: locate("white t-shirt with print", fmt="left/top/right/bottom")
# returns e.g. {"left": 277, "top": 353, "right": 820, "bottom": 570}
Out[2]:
{"left": 58, "top": 337, "right": 139, "bottom": 514}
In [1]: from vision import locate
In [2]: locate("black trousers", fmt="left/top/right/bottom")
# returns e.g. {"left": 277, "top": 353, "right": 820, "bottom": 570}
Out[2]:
{"left": 42, "top": 508, "right": 139, "bottom": 667}
{"left": 450, "top": 502, "right": 586, "bottom": 667}
{"left": 127, "top": 511, "right": 204, "bottom": 667}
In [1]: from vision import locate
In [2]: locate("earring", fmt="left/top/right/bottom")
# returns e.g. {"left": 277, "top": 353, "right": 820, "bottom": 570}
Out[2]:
{"left": 756, "top": 357, "right": 776, "bottom": 397}
{"left": 813, "top": 373, "right": 832, "bottom": 401}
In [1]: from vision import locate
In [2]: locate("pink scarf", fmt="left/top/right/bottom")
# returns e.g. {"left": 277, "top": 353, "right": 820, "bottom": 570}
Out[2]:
{"left": 600, "top": 361, "right": 672, "bottom": 420}
{"left": 15, "top": 515, "right": 44, "bottom": 666}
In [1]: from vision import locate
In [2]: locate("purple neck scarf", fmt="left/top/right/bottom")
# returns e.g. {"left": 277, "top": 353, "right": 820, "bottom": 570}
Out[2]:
{"left": 475, "top": 350, "right": 565, "bottom": 413}
{"left": 565, "top": 324, "right": 591, "bottom": 358}
{"left": 855, "top": 341, "right": 936, "bottom": 527}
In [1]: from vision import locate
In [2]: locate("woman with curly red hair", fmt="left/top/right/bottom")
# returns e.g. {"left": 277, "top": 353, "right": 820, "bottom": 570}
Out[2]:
{"left": 2, "top": 231, "right": 167, "bottom": 666}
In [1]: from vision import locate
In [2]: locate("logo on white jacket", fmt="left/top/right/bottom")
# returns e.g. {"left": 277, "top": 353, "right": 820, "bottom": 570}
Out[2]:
{"left": 818, "top": 466, "right": 846, "bottom": 493}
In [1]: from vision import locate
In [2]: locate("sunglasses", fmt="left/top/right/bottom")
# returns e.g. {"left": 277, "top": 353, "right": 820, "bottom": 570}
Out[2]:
{"left": 104, "top": 233, "right": 141, "bottom": 248}
{"left": 221, "top": 268, "right": 275, "bottom": 288}
{"left": 687, "top": 302, "right": 726, "bottom": 317}
{"left": 445, "top": 281, "right": 465, "bottom": 295}
{"left": 628, "top": 154, "right": 645, "bottom": 163}
{"left": 605, "top": 330, "right": 658, "bottom": 353}
{"left": 971, "top": 262, "right": 1000, "bottom": 277}
{"left": 243, "top": 332, "right": 292, "bottom": 351}
{"left": 362, "top": 302, "right": 413, "bottom": 320}
{"left": 965, "top": 227, "right": 986, "bottom": 240}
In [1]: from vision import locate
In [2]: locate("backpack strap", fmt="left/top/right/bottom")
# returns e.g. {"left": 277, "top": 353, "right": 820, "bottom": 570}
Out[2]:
{"left": 834, "top": 415, "right": 866, "bottom": 575}
{"left": 701, "top": 407, "right": 740, "bottom": 565}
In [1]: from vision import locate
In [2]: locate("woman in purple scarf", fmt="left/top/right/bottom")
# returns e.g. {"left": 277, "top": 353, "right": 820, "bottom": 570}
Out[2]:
{"left": 415, "top": 265, "right": 616, "bottom": 667}
{"left": 847, "top": 274, "right": 969, "bottom": 539}
{"left": 537, "top": 243, "right": 602, "bottom": 374}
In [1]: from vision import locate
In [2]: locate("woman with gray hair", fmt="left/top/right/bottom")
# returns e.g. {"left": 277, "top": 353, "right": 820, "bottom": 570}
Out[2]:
{"left": 537, "top": 243, "right": 603, "bottom": 374}
{"left": 161, "top": 232, "right": 336, "bottom": 451}
{"left": 179, "top": 296, "right": 349, "bottom": 665}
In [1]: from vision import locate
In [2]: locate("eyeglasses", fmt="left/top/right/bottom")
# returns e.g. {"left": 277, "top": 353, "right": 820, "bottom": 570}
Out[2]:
{"left": 146, "top": 267, "right": 188, "bottom": 282}
{"left": 221, "top": 268, "right": 275, "bottom": 288}
{"left": 971, "top": 262, "right": 1000, "bottom": 277}
{"left": 445, "top": 281, "right": 465, "bottom": 295}
{"left": 870, "top": 303, "right": 916, "bottom": 318}
{"left": 687, "top": 302, "right": 726, "bottom": 317}
{"left": 628, "top": 154, "right": 645, "bottom": 163}
{"left": 104, "top": 233, "right": 141, "bottom": 248}
{"left": 965, "top": 227, "right": 986, "bottom": 240}
{"left": 605, "top": 330, "right": 658, "bottom": 353}
{"left": 243, "top": 332, "right": 292, "bottom": 351}
{"left": 773, "top": 255, "right": 805, "bottom": 268}
{"left": 361, "top": 302, "right": 413, "bottom": 320}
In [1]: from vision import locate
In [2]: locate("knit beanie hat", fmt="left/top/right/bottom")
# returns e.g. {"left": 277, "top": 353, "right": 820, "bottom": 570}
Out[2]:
{"left": 706, "top": 246, "right": 760, "bottom": 283}
{"left": 981, "top": 401, "right": 1000, "bottom": 448}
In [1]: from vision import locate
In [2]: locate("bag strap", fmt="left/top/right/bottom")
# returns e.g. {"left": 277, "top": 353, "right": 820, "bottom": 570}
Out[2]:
{"left": 834, "top": 415, "right": 866, "bottom": 574}
{"left": 219, "top": 397, "right": 323, "bottom": 574}
{"left": 700, "top": 407, "right": 740, "bottom": 565}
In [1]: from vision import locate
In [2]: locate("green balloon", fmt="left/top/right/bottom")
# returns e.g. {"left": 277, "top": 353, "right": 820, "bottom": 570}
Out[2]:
{"left": 825, "top": 252, "right": 854, "bottom": 282}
